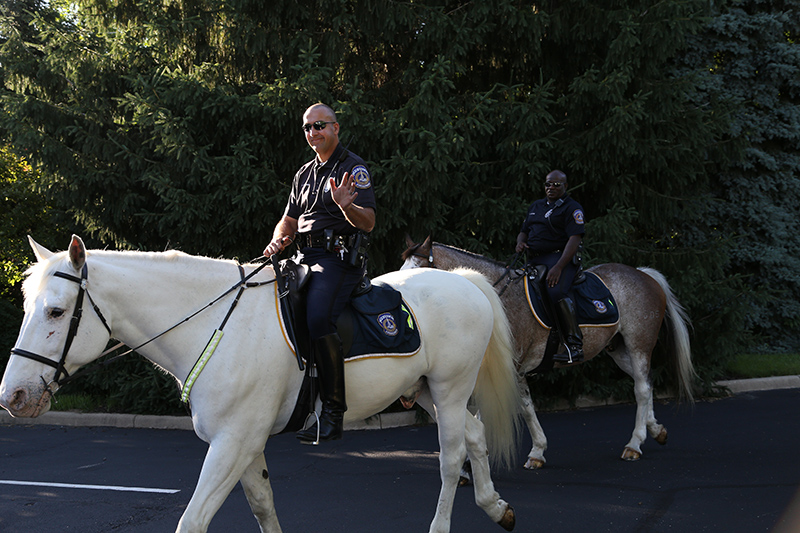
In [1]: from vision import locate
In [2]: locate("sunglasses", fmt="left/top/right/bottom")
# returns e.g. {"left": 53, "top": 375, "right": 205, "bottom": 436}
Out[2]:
{"left": 544, "top": 182, "right": 563, "bottom": 188}
{"left": 302, "top": 121, "right": 336, "bottom": 133}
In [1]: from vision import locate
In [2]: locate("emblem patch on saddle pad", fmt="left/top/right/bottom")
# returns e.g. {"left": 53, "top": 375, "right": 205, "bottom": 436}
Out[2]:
{"left": 592, "top": 300, "right": 608, "bottom": 313}
{"left": 377, "top": 312, "right": 399, "bottom": 337}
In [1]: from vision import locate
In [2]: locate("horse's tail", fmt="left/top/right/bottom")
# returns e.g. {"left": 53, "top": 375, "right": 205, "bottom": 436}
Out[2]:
{"left": 452, "top": 267, "right": 521, "bottom": 470}
{"left": 638, "top": 267, "right": 696, "bottom": 403}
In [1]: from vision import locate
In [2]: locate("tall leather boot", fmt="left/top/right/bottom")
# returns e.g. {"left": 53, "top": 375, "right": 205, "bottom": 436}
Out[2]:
{"left": 552, "top": 298, "right": 584, "bottom": 364}
{"left": 297, "top": 333, "right": 347, "bottom": 444}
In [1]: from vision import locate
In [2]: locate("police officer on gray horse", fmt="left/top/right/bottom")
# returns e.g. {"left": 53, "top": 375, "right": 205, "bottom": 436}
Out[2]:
{"left": 264, "top": 103, "right": 376, "bottom": 443}
{"left": 515, "top": 170, "right": 585, "bottom": 364}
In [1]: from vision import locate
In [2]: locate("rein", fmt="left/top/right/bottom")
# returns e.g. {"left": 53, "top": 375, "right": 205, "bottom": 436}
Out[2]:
{"left": 410, "top": 242, "right": 525, "bottom": 297}
{"left": 491, "top": 252, "right": 527, "bottom": 297}
{"left": 10, "top": 257, "right": 275, "bottom": 396}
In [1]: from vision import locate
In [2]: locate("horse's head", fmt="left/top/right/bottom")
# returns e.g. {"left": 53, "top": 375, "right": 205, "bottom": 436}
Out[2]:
{"left": 1, "top": 235, "right": 113, "bottom": 418}
{"left": 400, "top": 235, "right": 434, "bottom": 270}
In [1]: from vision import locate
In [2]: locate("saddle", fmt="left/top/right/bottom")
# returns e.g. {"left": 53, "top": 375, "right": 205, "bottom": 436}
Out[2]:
{"left": 524, "top": 264, "right": 619, "bottom": 375}
{"left": 276, "top": 259, "right": 420, "bottom": 363}
{"left": 274, "top": 258, "right": 421, "bottom": 433}
{"left": 527, "top": 267, "right": 613, "bottom": 322}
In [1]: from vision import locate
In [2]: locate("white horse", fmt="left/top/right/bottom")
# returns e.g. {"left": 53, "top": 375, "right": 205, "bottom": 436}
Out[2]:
{"left": 1, "top": 236, "right": 521, "bottom": 533}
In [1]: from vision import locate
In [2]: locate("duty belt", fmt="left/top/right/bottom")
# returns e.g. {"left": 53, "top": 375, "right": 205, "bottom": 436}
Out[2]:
{"left": 297, "top": 230, "right": 370, "bottom": 268}
{"left": 529, "top": 249, "right": 563, "bottom": 256}
{"left": 297, "top": 232, "right": 355, "bottom": 250}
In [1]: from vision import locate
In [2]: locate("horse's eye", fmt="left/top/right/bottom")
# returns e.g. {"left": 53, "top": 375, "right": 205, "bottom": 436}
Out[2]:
{"left": 49, "top": 308, "right": 65, "bottom": 319}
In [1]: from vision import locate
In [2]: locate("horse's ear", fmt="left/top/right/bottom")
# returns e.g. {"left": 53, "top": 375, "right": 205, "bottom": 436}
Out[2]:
{"left": 422, "top": 235, "right": 432, "bottom": 248}
{"left": 28, "top": 236, "right": 54, "bottom": 262}
{"left": 405, "top": 234, "right": 415, "bottom": 248}
{"left": 68, "top": 235, "right": 86, "bottom": 271}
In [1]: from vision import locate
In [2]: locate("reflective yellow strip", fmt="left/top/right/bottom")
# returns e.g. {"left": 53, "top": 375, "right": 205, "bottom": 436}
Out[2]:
{"left": 402, "top": 303, "right": 414, "bottom": 329}
{"left": 181, "top": 329, "right": 224, "bottom": 403}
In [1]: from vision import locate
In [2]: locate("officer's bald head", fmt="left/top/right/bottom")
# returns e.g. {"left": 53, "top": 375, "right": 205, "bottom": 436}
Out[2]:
{"left": 305, "top": 103, "right": 337, "bottom": 123}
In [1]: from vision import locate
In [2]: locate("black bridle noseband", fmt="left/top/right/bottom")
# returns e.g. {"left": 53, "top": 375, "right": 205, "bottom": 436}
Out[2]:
{"left": 10, "top": 263, "right": 112, "bottom": 391}
{"left": 407, "top": 243, "right": 435, "bottom": 267}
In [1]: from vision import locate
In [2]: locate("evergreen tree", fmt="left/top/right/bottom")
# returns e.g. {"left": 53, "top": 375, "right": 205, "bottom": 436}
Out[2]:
{"left": 683, "top": 0, "right": 800, "bottom": 351}
{"left": 0, "top": 0, "right": 773, "bottom": 408}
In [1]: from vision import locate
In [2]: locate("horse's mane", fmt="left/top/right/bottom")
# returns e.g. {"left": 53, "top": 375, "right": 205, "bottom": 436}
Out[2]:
{"left": 433, "top": 242, "right": 509, "bottom": 269}
{"left": 22, "top": 248, "right": 240, "bottom": 299}
{"left": 23, "top": 255, "right": 65, "bottom": 299}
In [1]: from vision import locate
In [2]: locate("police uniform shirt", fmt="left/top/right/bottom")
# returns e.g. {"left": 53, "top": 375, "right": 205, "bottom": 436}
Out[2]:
{"left": 284, "top": 143, "right": 376, "bottom": 235}
{"left": 520, "top": 195, "right": 585, "bottom": 255}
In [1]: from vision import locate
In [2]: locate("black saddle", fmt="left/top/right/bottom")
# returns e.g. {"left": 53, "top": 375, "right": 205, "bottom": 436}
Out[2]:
{"left": 275, "top": 258, "right": 420, "bottom": 434}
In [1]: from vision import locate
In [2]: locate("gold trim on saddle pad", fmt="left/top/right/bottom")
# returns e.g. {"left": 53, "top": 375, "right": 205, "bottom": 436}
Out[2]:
{"left": 524, "top": 273, "right": 620, "bottom": 330}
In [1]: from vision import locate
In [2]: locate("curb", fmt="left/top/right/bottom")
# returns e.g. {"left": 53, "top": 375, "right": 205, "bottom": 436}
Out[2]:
{"left": 0, "top": 407, "right": 424, "bottom": 432}
{"left": 716, "top": 375, "right": 800, "bottom": 393}
{"left": 1, "top": 376, "right": 797, "bottom": 431}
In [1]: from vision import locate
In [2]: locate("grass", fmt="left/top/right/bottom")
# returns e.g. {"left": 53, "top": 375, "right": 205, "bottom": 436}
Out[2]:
{"left": 50, "top": 394, "right": 109, "bottom": 412}
{"left": 725, "top": 353, "right": 800, "bottom": 379}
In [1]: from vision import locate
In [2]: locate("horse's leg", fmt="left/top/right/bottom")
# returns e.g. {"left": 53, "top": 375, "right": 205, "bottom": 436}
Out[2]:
{"left": 176, "top": 435, "right": 265, "bottom": 532}
{"left": 518, "top": 374, "right": 547, "bottom": 470}
{"left": 240, "top": 452, "right": 283, "bottom": 533}
{"left": 608, "top": 346, "right": 665, "bottom": 461}
{"left": 414, "top": 388, "right": 467, "bottom": 533}
{"left": 417, "top": 390, "right": 515, "bottom": 532}
{"left": 461, "top": 375, "right": 545, "bottom": 480}
{"left": 463, "top": 410, "right": 516, "bottom": 531}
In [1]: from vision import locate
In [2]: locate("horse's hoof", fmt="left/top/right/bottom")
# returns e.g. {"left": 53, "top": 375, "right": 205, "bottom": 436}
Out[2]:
{"left": 497, "top": 503, "right": 515, "bottom": 531}
{"left": 621, "top": 447, "right": 641, "bottom": 461}
{"left": 458, "top": 475, "right": 472, "bottom": 487}
{"left": 655, "top": 428, "right": 668, "bottom": 445}
{"left": 523, "top": 457, "right": 545, "bottom": 470}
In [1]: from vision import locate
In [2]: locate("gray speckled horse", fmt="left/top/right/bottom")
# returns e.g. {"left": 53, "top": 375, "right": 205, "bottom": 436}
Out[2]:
{"left": 402, "top": 236, "right": 695, "bottom": 470}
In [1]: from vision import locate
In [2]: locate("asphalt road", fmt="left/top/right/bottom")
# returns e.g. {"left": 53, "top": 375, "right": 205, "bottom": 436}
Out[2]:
{"left": 2, "top": 388, "right": 799, "bottom": 533}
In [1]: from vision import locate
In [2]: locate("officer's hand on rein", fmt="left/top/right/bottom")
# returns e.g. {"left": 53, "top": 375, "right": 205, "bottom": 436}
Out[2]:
{"left": 263, "top": 236, "right": 292, "bottom": 257}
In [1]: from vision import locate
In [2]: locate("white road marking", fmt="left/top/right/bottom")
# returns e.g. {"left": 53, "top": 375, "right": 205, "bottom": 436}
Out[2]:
{"left": 0, "top": 479, "right": 180, "bottom": 494}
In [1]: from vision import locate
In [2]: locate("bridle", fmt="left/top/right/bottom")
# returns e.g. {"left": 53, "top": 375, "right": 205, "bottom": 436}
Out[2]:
{"left": 9, "top": 257, "right": 276, "bottom": 398}
{"left": 10, "top": 263, "right": 112, "bottom": 391}
{"left": 406, "top": 242, "right": 434, "bottom": 267}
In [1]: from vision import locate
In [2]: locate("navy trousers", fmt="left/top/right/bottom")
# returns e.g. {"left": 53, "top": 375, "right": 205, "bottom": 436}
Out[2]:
{"left": 300, "top": 248, "right": 364, "bottom": 340}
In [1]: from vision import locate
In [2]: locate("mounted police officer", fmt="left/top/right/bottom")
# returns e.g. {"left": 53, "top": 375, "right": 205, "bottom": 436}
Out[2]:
{"left": 264, "top": 103, "right": 376, "bottom": 443}
{"left": 515, "top": 170, "right": 585, "bottom": 364}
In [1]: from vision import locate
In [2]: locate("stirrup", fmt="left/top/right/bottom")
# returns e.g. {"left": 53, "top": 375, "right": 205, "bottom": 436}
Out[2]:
{"left": 553, "top": 344, "right": 583, "bottom": 364}
{"left": 297, "top": 411, "right": 321, "bottom": 445}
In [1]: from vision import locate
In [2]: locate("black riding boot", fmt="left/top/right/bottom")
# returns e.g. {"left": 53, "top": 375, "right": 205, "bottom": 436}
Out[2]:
{"left": 552, "top": 297, "right": 584, "bottom": 364}
{"left": 297, "top": 333, "right": 347, "bottom": 444}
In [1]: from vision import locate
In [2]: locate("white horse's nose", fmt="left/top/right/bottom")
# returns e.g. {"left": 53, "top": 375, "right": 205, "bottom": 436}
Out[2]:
{"left": 0, "top": 386, "right": 28, "bottom": 415}
{"left": 0, "top": 384, "right": 49, "bottom": 418}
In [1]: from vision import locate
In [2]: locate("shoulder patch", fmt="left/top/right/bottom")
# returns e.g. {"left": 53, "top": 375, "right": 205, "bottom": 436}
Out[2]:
{"left": 573, "top": 209, "right": 585, "bottom": 224}
{"left": 352, "top": 165, "right": 372, "bottom": 189}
